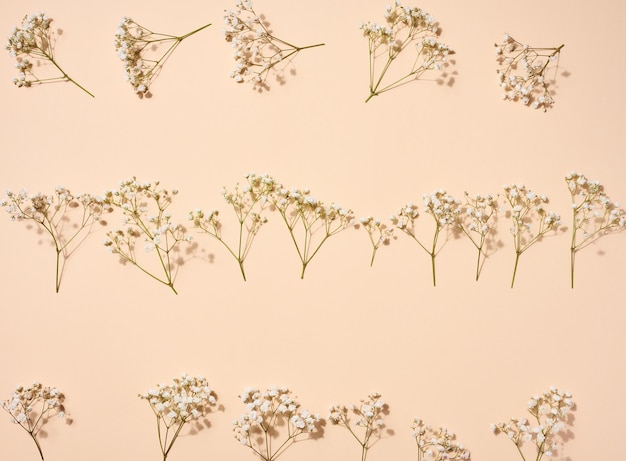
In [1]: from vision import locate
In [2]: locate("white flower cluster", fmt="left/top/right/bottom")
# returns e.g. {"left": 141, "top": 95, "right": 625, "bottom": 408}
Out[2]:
{"left": 233, "top": 386, "right": 320, "bottom": 460}
{"left": 359, "top": 216, "right": 395, "bottom": 266}
{"left": 495, "top": 33, "right": 564, "bottom": 111}
{"left": 360, "top": 1, "right": 453, "bottom": 102}
{"left": 565, "top": 171, "right": 625, "bottom": 287}
{"left": 504, "top": 183, "right": 561, "bottom": 287}
{"left": 224, "top": 0, "right": 323, "bottom": 89}
{"left": 423, "top": 189, "right": 461, "bottom": 227}
{"left": 391, "top": 190, "right": 461, "bottom": 286}
{"left": 139, "top": 374, "right": 217, "bottom": 461}
{"left": 411, "top": 418, "right": 471, "bottom": 461}
{"left": 504, "top": 184, "right": 561, "bottom": 238}
{"left": 459, "top": 193, "right": 498, "bottom": 281}
{"left": 5, "top": 13, "right": 51, "bottom": 88}
{"left": 5, "top": 13, "right": 93, "bottom": 96}
{"left": 328, "top": 392, "right": 387, "bottom": 429}
{"left": 2, "top": 382, "right": 65, "bottom": 460}
{"left": 103, "top": 177, "right": 190, "bottom": 294}
{"left": 114, "top": 17, "right": 211, "bottom": 96}
{"left": 491, "top": 387, "right": 574, "bottom": 460}
{"left": 328, "top": 392, "right": 388, "bottom": 460}
{"left": 566, "top": 171, "right": 625, "bottom": 234}
{"left": 190, "top": 173, "right": 279, "bottom": 280}
{"left": 271, "top": 185, "right": 354, "bottom": 278}
{"left": 139, "top": 374, "right": 217, "bottom": 425}
{"left": 1, "top": 187, "right": 108, "bottom": 292}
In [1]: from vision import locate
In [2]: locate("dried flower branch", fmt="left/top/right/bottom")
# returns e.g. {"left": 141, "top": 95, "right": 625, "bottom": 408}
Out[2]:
{"left": 491, "top": 387, "right": 575, "bottom": 461}
{"left": 495, "top": 33, "right": 564, "bottom": 111}
{"left": 457, "top": 193, "right": 498, "bottom": 281}
{"left": 6, "top": 13, "right": 94, "bottom": 96}
{"left": 360, "top": 1, "right": 453, "bottom": 102}
{"left": 411, "top": 418, "right": 471, "bottom": 461}
{"left": 190, "top": 173, "right": 278, "bottom": 281}
{"left": 224, "top": 0, "right": 324, "bottom": 89}
{"left": 103, "top": 178, "right": 190, "bottom": 294}
{"left": 115, "top": 17, "right": 211, "bottom": 96}
{"left": 565, "top": 171, "right": 625, "bottom": 288}
{"left": 328, "top": 392, "right": 389, "bottom": 461}
{"left": 359, "top": 216, "right": 395, "bottom": 266}
{"left": 503, "top": 184, "right": 561, "bottom": 288}
{"left": 270, "top": 185, "right": 354, "bottom": 278}
{"left": 233, "top": 386, "right": 320, "bottom": 461}
{"left": 1, "top": 187, "right": 107, "bottom": 292}
{"left": 391, "top": 190, "right": 460, "bottom": 286}
{"left": 2, "top": 382, "right": 66, "bottom": 460}
{"left": 139, "top": 374, "right": 217, "bottom": 461}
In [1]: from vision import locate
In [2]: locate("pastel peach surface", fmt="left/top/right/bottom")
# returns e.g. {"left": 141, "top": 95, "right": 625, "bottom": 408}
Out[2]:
{"left": 0, "top": 1, "right": 624, "bottom": 461}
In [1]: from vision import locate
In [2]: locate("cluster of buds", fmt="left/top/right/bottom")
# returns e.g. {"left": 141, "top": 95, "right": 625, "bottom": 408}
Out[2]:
{"left": 5, "top": 13, "right": 94, "bottom": 96}
{"left": 103, "top": 178, "right": 191, "bottom": 294}
{"left": 565, "top": 171, "right": 625, "bottom": 287}
{"left": 495, "top": 33, "right": 564, "bottom": 111}
{"left": 271, "top": 186, "right": 354, "bottom": 278}
{"left": 233, "top": 386, "right": 320, "bottom": 460}
{"left": 359, "top": 216, "right": 395, "bottom": 266}
{"left": 139, "top": 374, "right": 217, "bottom": 461}
{"left": 190, "top": 173, "right": 279, "bottom": 280}
{"left": 492, "top": 387, "right": 574, "bottom": 461}
{"left": 328, "top": 392, "right": 388, "bottom": 461}
{"left": 360, "top": 1, "right": 453, "bottom": 102}
{"left": 223, "top": 0, "right": 324, "bottom": 90}
{"left": 411, "top": 418, "right": 471, "bottom": 461}
{"left": 1, "top": 187, "right": 108, "bottom": 292}
{"left": 458, "top": 193, "right": 498, "bottom": 281}
{"left": 391, "top": 190, "right": 460, "bottom": 286}
{"left": 114, "top": 17, "right": 211, "bottom": 96}
{"left": 2, "top": 382, "right": 66, "bottom": 460}
{"left": 503, "top": 183, "right": 561, "bottom": 287}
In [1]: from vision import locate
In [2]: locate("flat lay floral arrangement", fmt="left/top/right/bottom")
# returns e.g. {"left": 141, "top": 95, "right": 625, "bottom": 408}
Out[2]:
{"left": 5, "top": 1, "right": 565, "bottom": 110}
{"left": 2, "top": 380, "right": 574, "bottom": 461}
{"left": 1, "top": 172, "right": 623, "bottom": 293}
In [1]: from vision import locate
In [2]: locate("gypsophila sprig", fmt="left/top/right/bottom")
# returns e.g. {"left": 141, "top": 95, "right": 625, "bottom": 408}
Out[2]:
{"left": 233, "top": 386, "right": 320, "bottom": 461}
{"left": 504, "top": 184, "right": 561, "bottom": 288}
{"left": 495, "top": 34, "right": 564, "bottom": 111}
{"left": 491, "top": 387, "right": 574, "bottom": 461}
{"left": 2, "top": 382, "right": 66, "bottom": 461}
{"left": 391, "top": 190, "right": 461, "bottom": 286}
{"left": 103, "top": 178, "right": 190, "bottom": 294}
{"left": 566, "top": 171, "right": 625, "bottom": 288}
{"left": 328, "top": 392, "right": 389, "bottom": 461}
{"left": 115, "top": 17, "right": 211, "bottom": 96}
{"left": 359, "top": 216, "right": 395, "bottom": 266}
{"left": 457, "top": 192, "right": 498, "bottom": 281}
{"left": 1, "top": 187, "right": 108, "bottom": 292}
{"left": 190, "top": 173, "right": 279, "bottom": 281}
{"left": 6, "top": 13, "right": 94, "bottom": 97}
{"left": 411, "top": 418, "right": 471, "bottom": 461}
{"left": 139, "top": 374, "right": 217, "bottom": 461}
{"left": 270, "top": 184, "right": 354, "bottom": 278}
{"left": 223, "top": 0, "right": 324, "bottom": 90}
{"left": 360, "top": 2, "right": 453, "bottom": 102}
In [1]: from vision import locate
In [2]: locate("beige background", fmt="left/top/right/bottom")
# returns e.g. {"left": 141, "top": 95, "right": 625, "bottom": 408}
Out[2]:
{"left": 1, "top": 0, "right": 624, "bottom": 460}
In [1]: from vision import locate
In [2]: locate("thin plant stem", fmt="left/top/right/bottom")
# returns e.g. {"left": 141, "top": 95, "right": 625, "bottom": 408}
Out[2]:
{"left": 43, "top": 51, "right": 94, "bottom": 97}
{"left": 28, "top": 431, "right": 44, "bottom": 460}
